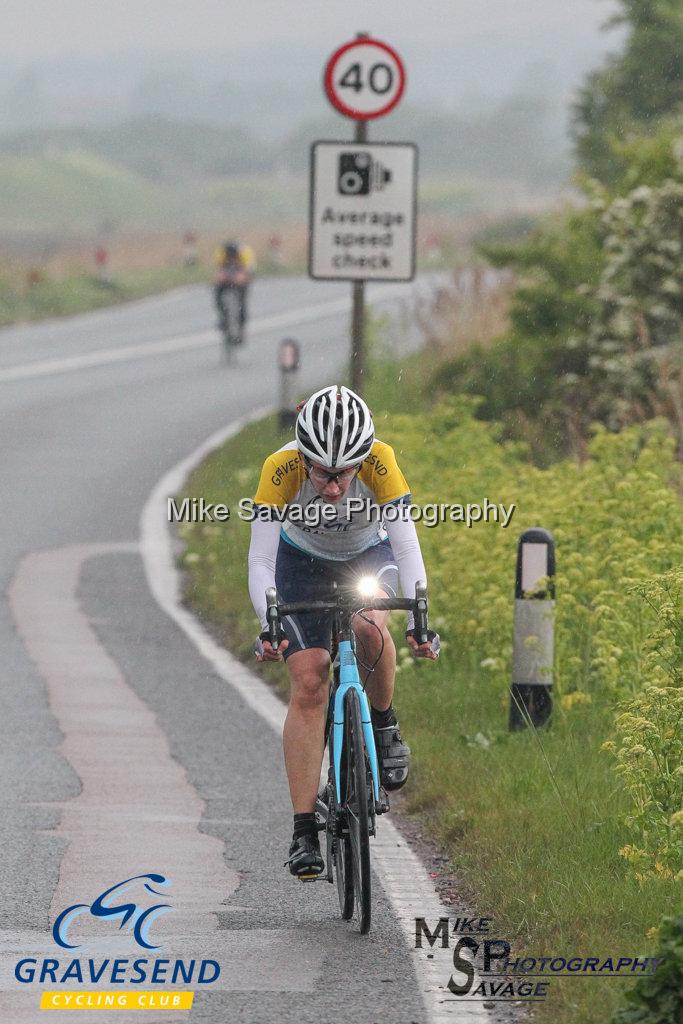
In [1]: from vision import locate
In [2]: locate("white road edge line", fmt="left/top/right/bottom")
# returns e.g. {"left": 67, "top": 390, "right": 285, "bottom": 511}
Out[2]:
{"left": 139, "top": 411, "right": 489, "bottom": 1024}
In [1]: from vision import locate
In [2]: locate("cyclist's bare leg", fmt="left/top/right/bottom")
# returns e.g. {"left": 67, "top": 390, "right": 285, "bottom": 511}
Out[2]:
{"left": 238, "top": 284, "right": 248, "bottom": 326}
{"left": 353, "top": 598, "right": 395, "bottom": 712}
{"left": 214, "top": 283, "right": 226, "bottom": 323}
{"left": 283, "top": 647, "right": 330, "bottom": 813}
{"left": 355, "top": 596, "right": 410, "bottom": 792}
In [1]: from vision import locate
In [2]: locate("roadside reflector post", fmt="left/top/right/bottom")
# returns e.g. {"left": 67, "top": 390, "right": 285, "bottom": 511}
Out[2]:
{"left": 509, "top": 528, "right": 555, "bottom": 731}
{"left": 278, "top": 337, "right": 301, "bottom": 432}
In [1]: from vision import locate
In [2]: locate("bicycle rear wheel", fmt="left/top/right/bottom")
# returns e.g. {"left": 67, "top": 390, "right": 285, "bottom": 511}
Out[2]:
{"left": 220, "top": 290, "right": 240, "bottom": 361}
{"left": 344, "top": 688, "right": 372, "bottom": 934}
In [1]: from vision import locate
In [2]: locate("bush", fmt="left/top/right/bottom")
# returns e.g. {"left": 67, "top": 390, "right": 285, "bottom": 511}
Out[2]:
{"left": 609, "top": 915, "right": 683, "bottom": 1024}
{"left": 603, "top": 569, "right": 683, "bottom": 880}
{"left": 577, "top": 176, "right": 683, "bottom": 440}
{"left": 382, "top": 401, "right": 683, "bottom": 707}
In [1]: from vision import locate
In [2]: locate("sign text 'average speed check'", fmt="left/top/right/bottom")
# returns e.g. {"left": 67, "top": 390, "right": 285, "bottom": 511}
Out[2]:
{"left": 309, "top": 141, "right": 417, "bottom": 282}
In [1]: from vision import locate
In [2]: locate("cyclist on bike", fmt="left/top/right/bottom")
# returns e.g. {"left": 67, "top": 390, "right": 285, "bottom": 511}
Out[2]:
{"left": 248, "top": 385, "right": 439, "bottom": 877}
{"left": 213, "top": 240, "right": 256, "bottom": 334}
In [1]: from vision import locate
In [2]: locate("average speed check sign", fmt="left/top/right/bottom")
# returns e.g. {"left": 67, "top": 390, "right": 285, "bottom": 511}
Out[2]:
{"left": 309, "top": 141, "right": 417, "bottom": 281}
{"left": 324, "top": 38, "right": 405, "bottom": 120}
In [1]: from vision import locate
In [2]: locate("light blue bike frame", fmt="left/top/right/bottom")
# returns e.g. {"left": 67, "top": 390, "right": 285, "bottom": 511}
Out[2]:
{"left": 332, "top": 640, "right": 381, "bottom": 806}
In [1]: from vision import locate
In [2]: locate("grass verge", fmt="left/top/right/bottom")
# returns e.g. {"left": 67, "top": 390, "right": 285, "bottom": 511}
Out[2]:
{"left": 0, "top": 263, "right": 212, "bottom": 326}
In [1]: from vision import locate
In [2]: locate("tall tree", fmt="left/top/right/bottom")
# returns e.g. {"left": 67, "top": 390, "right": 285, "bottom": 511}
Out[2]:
{"left": 572, "top": 0, "right": 683, "bottom": 182}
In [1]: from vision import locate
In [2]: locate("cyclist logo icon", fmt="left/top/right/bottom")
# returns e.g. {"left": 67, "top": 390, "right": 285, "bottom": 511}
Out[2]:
{"left": 52, "top": 873, "right": 173, "bottom": 950}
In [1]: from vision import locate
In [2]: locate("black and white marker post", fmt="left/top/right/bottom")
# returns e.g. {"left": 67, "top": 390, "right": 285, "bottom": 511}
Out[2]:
{"left": 278, "top": 337, "right": 300, "bottom": 431}
{"left": 509, "top": 528, "right": 556, "bottom": 731}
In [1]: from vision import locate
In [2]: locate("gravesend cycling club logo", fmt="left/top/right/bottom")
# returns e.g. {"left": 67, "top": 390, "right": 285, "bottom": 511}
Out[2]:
{"left": 52, "top": 873, "right": 173, "bottom": 950}
{"left": 14, "top": 871, "right": 221, "bottom": 1008}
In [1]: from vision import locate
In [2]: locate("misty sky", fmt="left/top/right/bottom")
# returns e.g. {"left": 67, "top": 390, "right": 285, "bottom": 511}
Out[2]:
{"left": 4, "top": 0, "right": 617, "bottom": 63}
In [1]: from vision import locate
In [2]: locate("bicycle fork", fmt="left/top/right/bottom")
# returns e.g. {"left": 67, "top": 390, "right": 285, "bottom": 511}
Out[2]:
{"left": 332, "top": 640, "right": 381, "bottom": 807}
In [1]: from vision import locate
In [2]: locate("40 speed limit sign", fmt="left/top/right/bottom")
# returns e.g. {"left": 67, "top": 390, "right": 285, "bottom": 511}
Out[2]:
{"left": 324, "top": 38, "right": 406, "bottom": 120}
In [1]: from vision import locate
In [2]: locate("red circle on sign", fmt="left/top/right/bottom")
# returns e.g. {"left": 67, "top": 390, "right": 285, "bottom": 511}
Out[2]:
{"left": 324, "top": 38, "right": 406, "bottom": 121}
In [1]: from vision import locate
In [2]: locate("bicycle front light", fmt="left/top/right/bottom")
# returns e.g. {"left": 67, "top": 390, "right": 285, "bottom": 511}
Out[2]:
{"left": 357, "top": 575, "right": 379, "bottom": 598}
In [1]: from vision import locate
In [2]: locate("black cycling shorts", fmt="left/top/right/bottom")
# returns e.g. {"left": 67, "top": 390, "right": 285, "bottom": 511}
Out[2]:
{"left": 274, "top": 536, "right": 398, "bottom": 660}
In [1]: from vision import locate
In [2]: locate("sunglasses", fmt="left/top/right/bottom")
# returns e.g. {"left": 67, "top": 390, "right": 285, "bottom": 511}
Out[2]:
{"left": 307, "top": 463, "right": 358, "bottom": 485}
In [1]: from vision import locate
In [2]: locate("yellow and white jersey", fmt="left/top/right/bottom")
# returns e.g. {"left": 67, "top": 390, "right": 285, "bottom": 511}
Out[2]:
{"left": 214, "top": 244, "right": 257, "bottom": 272}
{"left": 253, "top": 439, "right": 410, "bottom": 560}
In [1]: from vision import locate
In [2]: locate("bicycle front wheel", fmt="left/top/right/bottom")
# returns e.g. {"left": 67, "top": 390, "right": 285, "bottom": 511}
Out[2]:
{"left": 334, "top": 820, "right": 354, "bottom": 920}
{"left": 344, "top": 688, "right": 372, "bottom": 934}
{"left": 222, "top": 329, "right": 234, "bottom": 363}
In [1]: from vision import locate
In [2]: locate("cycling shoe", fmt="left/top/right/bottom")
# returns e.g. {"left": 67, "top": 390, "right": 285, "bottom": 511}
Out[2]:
{"left": 285, "top": 833, "right": 324, "bottom": 878}
{"left": 375, "top": 722, "right": 411, "bottom": 791}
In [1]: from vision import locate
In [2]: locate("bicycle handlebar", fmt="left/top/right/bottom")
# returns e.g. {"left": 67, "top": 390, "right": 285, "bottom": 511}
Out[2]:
{"left": 265, "top": 581, "right": 429, "bottom": 651}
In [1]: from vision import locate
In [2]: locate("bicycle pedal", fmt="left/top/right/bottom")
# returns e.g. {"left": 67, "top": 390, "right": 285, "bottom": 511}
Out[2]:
{"left": 298, "top": 872, "right": 325, "bottom": 882}
{"left": 375, "top": 788, "right": 391, "bottom": 815}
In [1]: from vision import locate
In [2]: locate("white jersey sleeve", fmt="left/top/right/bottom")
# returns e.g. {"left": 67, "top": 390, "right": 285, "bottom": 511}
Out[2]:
{"left": 248, "top": 518, "right": 281, "bottom": 628}
{"left": 383, "top": 508, "right": 427, "bottom": 629}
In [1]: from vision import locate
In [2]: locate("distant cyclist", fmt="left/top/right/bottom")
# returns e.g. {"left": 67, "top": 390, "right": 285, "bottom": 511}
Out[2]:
{"left": 213, "top": 240, "right": 256, "bottom": 336}
{"left": 248, "top": 385, "right": 439, "bottom": 877}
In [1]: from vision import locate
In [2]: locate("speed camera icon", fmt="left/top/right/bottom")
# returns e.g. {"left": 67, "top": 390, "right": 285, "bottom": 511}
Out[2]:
{"left": 337, "top": 152, "right": 392, "bottom": 195}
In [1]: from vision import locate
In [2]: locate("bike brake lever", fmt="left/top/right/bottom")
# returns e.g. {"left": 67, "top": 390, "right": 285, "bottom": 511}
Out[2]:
{"left": 265, "top": 587, "right": 280, "bottom": 650}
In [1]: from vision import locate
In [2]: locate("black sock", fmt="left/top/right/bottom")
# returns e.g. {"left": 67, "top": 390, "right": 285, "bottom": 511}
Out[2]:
{"left": 293, "top": 812, "right": 317, "bottom": 839}
{"left": 371, "top": 704, "right": 397, "bottom": 729}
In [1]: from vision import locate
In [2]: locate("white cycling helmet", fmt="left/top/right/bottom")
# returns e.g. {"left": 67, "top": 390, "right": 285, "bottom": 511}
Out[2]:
{"left": 296, "top": 385, "right": 375, "bottom": 469}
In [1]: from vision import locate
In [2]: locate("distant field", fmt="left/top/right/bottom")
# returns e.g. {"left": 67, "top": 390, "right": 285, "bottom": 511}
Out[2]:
{"left": 0, "top": 153, "right": 170, "bottom": 236}
{"left": 0, "top": 148, "right": 555, "bottom": 326}
{"left": 0, "top": 157, "right": 304, "bottom": 241}
{"left": 0, "top": 149, "right": 559, "bottom": 255}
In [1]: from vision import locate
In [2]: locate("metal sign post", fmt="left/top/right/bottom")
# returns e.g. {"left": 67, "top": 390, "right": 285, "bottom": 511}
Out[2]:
{"left": 319, "top": 33, "right": 409, "bottom": 397}
{"left": 351, "top": 118, "right": 367, "bottom": 394}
